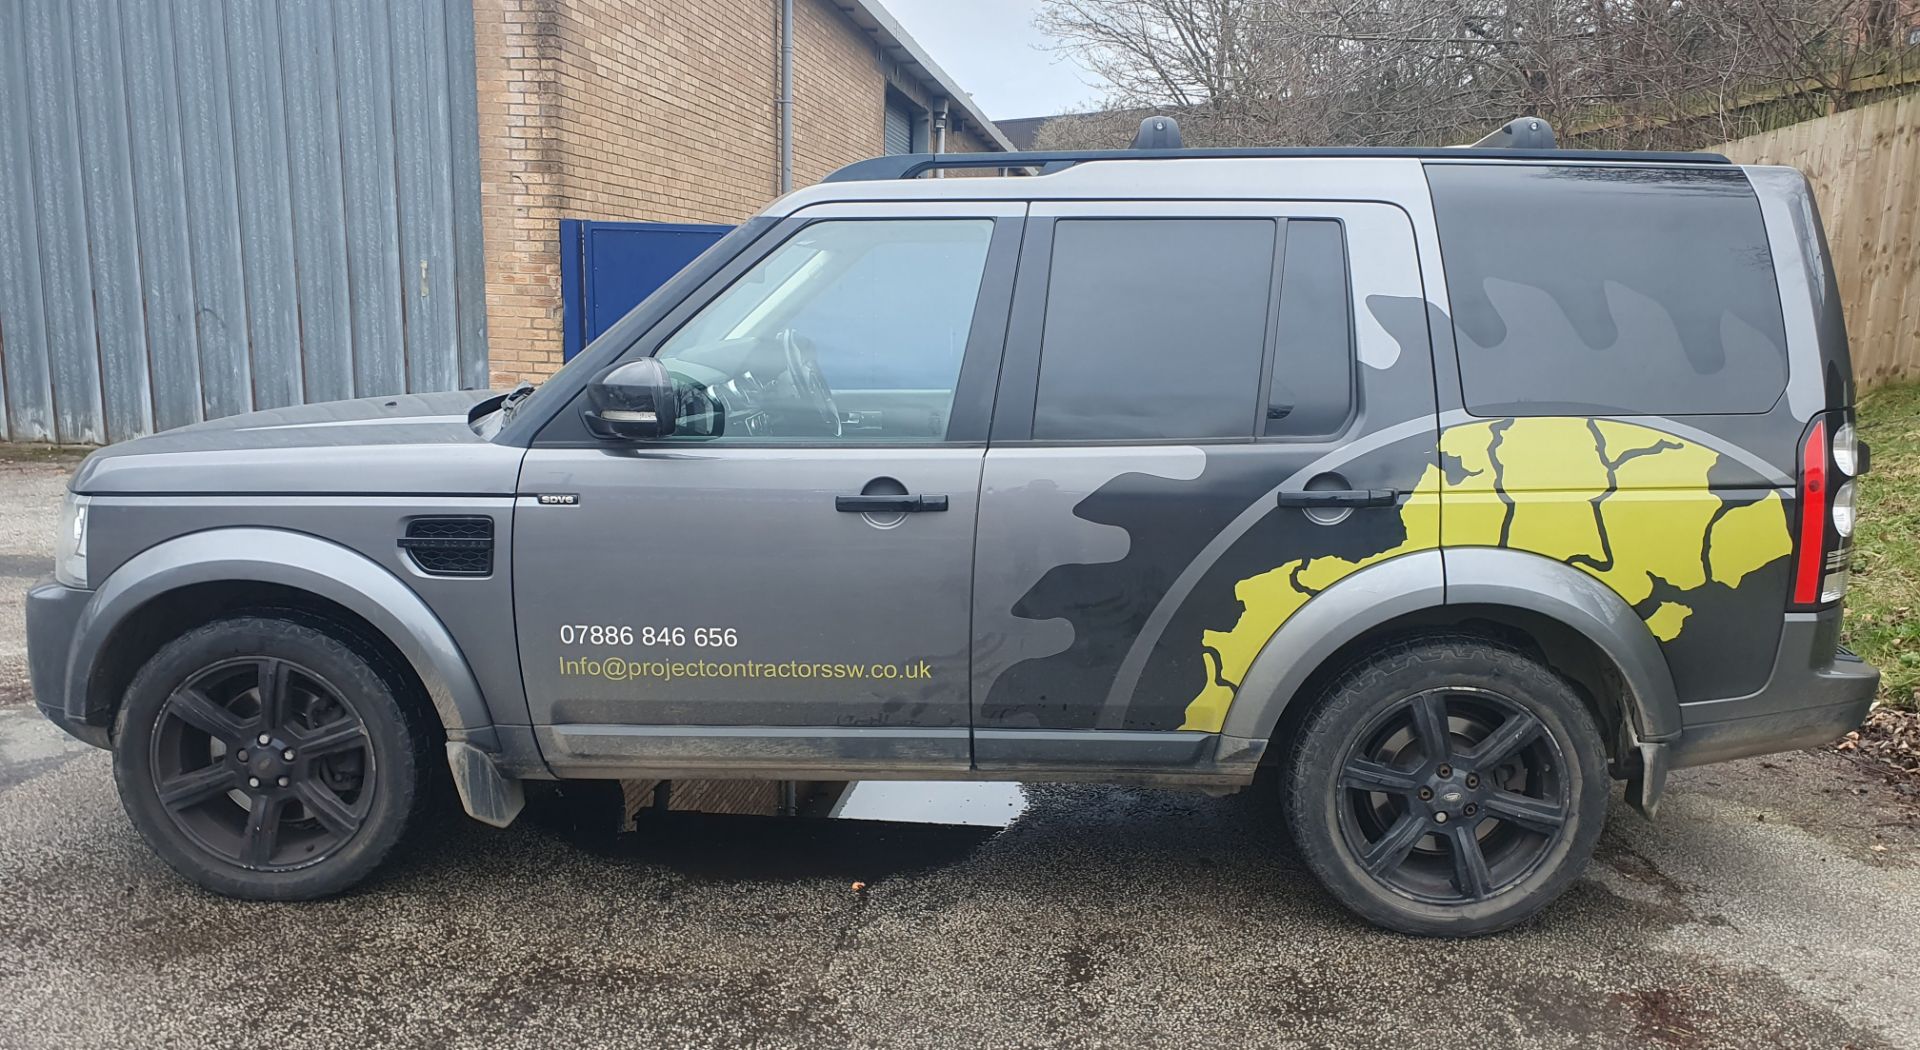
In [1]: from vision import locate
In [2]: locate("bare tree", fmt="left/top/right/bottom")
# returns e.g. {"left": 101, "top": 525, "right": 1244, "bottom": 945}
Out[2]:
{"left": 1034, "top": 0, "right": 1919, "bottom": 150}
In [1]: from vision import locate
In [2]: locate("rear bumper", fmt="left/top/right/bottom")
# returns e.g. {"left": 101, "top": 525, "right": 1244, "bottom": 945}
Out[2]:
{"left": 1669, "top": 609, "right": 1878, "bottom": 768}
{"left": 25, "top": 577, "right": 107, "bottom": 749}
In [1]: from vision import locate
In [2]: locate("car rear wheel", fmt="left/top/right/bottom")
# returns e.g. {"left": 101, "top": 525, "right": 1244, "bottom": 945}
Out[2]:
{"left": 112, "top": 616, "right": 429, "bottom": 900}
{"left": 1283, "top": 636, "right": 1609, "bottom": 936}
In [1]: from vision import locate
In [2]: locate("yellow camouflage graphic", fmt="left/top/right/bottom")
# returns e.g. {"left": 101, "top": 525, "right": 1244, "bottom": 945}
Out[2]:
{"left": 1179, "top": 418, "right": 1793, "bottom": 732}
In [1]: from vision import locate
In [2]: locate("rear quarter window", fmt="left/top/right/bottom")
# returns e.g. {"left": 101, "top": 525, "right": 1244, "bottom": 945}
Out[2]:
{"left": 1427, "top": 164, "right": 1789, "bottom": 416}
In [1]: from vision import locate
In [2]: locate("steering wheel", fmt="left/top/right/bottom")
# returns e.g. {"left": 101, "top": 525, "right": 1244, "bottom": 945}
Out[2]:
{"left": 778, "top": 329, "right": 841, "bottom": 438}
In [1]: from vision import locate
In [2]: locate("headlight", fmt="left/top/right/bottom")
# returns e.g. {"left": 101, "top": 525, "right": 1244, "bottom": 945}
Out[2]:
{"left": 54, "top": 494, "right": 90, "bottom": 588}
{"left": 1831, "top": 479, "right": 1856, "bottom": 539}
{"left": 1832, "top": 422, "right": 1858, "bottom": 476}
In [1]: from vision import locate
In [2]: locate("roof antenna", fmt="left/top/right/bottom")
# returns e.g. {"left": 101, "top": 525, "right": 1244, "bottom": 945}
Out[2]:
{"left": 1469, "top": 117, "right": 1557, "bottom": 149}
{"left": 1130, "top": 115, "right": 1183, "bottom": 150}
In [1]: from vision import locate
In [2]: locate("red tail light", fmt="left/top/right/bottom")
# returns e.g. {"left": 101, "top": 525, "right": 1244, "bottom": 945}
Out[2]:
{"left": 1792, "top": 418, "right": 1828, "bottom": 605}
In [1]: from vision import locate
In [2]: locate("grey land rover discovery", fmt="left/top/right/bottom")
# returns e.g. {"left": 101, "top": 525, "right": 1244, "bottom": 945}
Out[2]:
{"left": 26, "top": 118, "right": 1880, "bottom": 936}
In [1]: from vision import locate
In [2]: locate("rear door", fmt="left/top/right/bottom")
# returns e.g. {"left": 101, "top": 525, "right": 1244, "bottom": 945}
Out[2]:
{"left": 970, "top": 202, "right": 1444, "bottom": 766}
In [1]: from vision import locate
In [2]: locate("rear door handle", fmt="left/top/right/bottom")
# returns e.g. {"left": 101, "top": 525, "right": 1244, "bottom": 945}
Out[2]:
{"left": 835, "top": 494, "right": 949, "bottom": 513}
{"left": 1276, "top": 488, "right": 1400, "bottom": 509}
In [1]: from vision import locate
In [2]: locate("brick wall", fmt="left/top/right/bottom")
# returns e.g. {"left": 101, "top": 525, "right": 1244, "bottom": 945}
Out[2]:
{"left": 472, "top": 0, "right": 998, "bottom": 384}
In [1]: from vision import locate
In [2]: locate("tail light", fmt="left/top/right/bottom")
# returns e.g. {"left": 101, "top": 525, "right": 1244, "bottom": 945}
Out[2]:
{"left": 1792, "top": 416, "right": 1854, "bottom": 607}
{"left": 1832, "top": 421, "right": 1859, "bottom": 476}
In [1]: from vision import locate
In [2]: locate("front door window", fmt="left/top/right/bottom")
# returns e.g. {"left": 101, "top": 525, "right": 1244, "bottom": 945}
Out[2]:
{"left": 653, "top": 219, "right": 995, "bottom": 442}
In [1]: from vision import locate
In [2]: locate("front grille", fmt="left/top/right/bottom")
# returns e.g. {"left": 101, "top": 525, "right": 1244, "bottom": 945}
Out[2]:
{"left": 399, "top": 517, "right": 494, "bottom": 577}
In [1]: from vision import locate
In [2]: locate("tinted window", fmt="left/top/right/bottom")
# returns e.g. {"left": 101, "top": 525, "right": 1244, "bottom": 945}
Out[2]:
{"left": 1428, "top": 165, "right": 1789, "bottom": 416}
{"left": 654, "top": 219, "right": 993, "bottom": 441}
{"left": 1034, "top": 219, "right": 1275, "bottom": 440}
{"left": 1265, "top": 220, "right": 1354, "bottom": 436}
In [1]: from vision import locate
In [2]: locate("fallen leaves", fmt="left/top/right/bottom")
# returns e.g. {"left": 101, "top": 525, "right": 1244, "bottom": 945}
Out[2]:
{"left": 1833, "top": 709, "right": 1920, "bottom": 778}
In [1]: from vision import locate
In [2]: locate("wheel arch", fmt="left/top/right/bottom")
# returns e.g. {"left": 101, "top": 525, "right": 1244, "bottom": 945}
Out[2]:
{"left": 67, "top": 528, "right": 495, "bottom": 745}
{"left": 1220, "top": 548, "right": 1682, "bottom": 766}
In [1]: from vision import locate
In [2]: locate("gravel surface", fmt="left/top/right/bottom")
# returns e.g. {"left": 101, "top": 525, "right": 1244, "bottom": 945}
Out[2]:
{"left": 0, "top": 449, "right": 81, "bottom": 708}
{"left": 2, "top": 450, "right": 1917, "bottom": 1050}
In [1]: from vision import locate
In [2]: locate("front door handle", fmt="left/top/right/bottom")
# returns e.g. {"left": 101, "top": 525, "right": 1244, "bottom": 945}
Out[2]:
{"left": 1276, "top": 488, "right": 1400, "bottom": 509}
{"left": 835, "top": 494, "right": 949, "bottom": 513}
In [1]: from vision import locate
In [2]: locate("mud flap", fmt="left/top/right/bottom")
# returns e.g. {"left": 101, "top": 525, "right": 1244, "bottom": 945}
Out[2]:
{"left": 447, "top": 741, "right": 526, "bottom": 828}
{"left": 1626, "top": 739, "right": 1670, "bottom": 819}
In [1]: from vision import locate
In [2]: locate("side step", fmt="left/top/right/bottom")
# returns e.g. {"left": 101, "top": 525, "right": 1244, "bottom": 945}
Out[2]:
{"left": 446, "top": 741, "right": 526, "bottom": 828}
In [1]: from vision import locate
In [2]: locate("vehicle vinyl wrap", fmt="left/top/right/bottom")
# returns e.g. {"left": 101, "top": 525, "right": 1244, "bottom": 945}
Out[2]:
{"left": 971, "top": 203, "right": 1452, "bottom": 739}
{"left": 976, "top": 171, "right": 1808, "bottom": 737}
{"left": 975, "top": 435, "right": 1439, "bottom": 733}
{"left": 979, "top": 417, "right": 1793, "bottom": 735}
{"left": 1190, "top": 418, "right": 1793, "bottom": 731}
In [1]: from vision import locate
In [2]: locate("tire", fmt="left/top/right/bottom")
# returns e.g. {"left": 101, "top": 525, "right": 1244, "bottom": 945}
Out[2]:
{"left": 111, "top": 615, "right": 430, "bottom": 900}
{"left": 1283, "top": 635, "right": 1609, "bottom": 937}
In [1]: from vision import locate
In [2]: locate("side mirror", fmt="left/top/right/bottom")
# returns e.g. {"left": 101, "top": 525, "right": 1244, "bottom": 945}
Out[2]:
{"left": 583, "top": 359, "right": 676, "bottom": 441}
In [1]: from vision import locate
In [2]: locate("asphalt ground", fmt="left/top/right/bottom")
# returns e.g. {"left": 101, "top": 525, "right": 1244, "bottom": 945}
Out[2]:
{"left": 2, "top": 450, "right": 1917, "bottom": 1050}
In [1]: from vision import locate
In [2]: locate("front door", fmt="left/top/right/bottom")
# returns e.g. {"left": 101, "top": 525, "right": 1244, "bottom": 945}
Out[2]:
{"left": 970, "top": 202, "right": 1443, "bottom": 764}
{"left": 516, "top": 204, "right": 1022, "bottom": 775}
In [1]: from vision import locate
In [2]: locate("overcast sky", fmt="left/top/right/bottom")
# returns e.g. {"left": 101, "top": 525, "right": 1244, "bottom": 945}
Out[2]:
{"left": 878, "top": 0, "right": 1107, "bottom": 121}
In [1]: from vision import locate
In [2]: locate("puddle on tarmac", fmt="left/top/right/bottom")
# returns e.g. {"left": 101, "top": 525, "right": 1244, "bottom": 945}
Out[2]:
{"left": 826, "top": 780, "right": 1027, "bottom": 827}
{"left": 536, "top": 781, "right": 1027, "bottom": 883}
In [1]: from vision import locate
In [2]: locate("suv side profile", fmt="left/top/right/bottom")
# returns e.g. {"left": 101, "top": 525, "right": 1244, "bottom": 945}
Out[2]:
{"left": 26, "top": 123, "right": 1878, "bottom": 935}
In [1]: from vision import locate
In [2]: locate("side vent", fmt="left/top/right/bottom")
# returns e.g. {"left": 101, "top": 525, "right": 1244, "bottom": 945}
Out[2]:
{"left": 399, "top": 517, "right": 494, "bottom": 577}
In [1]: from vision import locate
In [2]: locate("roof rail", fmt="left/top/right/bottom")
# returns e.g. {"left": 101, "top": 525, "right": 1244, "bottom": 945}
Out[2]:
{"left": 823, "top": 141, "right": 1731, "bottom": 183}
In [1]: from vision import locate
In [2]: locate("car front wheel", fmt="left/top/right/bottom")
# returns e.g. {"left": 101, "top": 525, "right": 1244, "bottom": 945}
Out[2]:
{"left": 112, "top": 615, "right": 428, "bottom": 900}
{"left": 1284, "top": 635, "right": 1609, "bottom": 936}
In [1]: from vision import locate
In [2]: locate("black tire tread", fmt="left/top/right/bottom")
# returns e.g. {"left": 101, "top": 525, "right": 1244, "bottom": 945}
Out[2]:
{"left": 1281, "top": 632, "right": 1609, "bottom": 937}
{"left": 111, "top": 615, "right": 430, "bottom": 901}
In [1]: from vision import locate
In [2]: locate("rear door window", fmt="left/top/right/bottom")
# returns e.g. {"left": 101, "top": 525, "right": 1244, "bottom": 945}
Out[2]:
{"left": 1032, "top": 218, "right": 1276, "bottom": 440}
{"left": 1427, "top": 164, "right": 1789, "bottom": 416}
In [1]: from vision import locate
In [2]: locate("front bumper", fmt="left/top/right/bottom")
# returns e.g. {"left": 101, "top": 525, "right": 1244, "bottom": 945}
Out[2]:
{"left": 25, "top": 577, "right": 107, "bottom": 749}
{"left": 1669, "top": 609, "right": 1879, "bottom": 768}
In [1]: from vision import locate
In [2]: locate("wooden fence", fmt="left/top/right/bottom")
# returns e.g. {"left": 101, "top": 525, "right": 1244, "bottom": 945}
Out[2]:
{"left": 1721, "top": 93, "right": 1920, "bottom": 386}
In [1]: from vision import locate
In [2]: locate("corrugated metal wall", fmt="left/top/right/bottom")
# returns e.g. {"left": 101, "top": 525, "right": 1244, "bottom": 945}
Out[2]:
{"left": 0, "top": 0, "right": 488, "bottom": 445}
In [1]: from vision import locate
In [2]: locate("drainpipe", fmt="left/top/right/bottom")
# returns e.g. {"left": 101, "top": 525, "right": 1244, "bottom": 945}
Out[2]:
{"left": 934, "top": 98, "right": 949, "bottom": 177}
{"left": 778, "top": 0, "right": 795, "bottom": 194}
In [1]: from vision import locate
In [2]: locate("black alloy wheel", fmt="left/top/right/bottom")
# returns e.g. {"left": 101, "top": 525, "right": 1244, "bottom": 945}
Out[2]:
{"left": 1335, "top": 687, "right": 1569, "bottom": 904}
{"left": 114, "top": 616, "right": 428, "bottom": 900}
{"left": 148, "top": 656, "right": 374, "bottom": 871}
{"left": 1283, "top": 636, "right": 1608, "bottom": 936}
